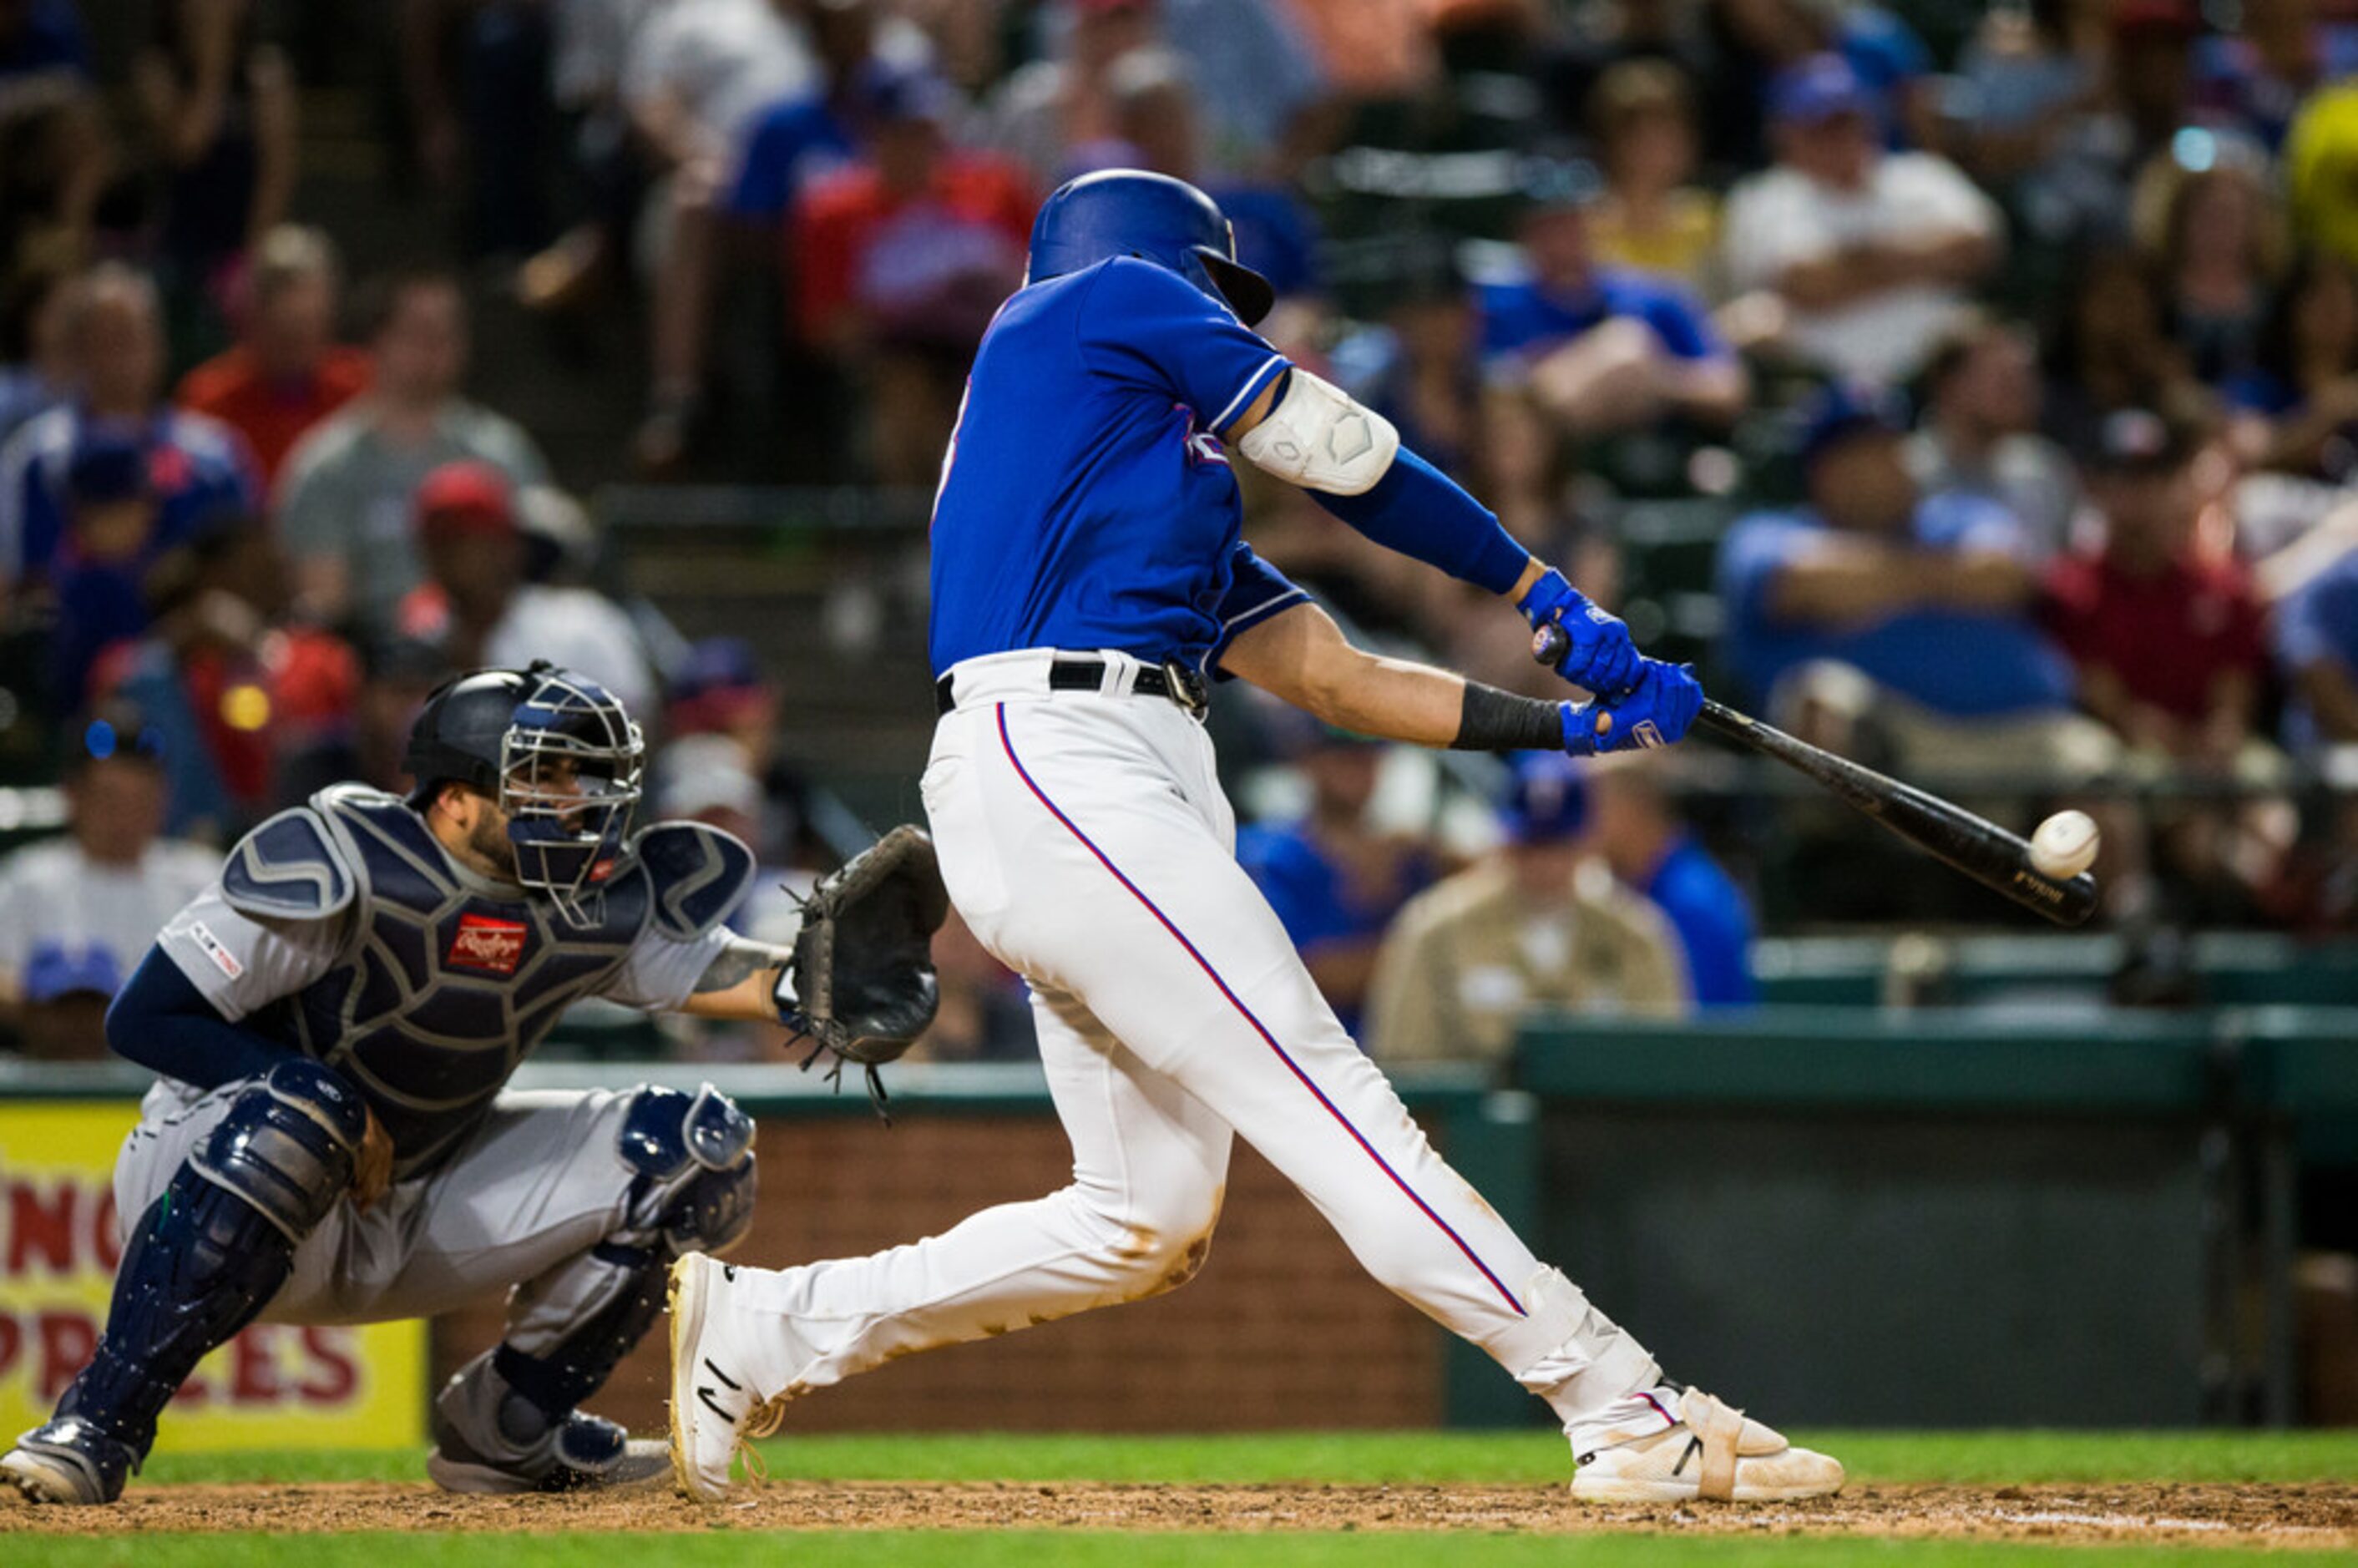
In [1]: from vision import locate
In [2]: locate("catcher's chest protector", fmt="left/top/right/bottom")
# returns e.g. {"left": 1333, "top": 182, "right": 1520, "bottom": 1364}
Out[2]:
{"left": 253, "top": 786, "right": 655, "bottom": 1176}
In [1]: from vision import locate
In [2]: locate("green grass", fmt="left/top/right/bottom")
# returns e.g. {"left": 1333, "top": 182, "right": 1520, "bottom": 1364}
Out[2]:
{"left": 139, "top": 1429, "right": 2358, "bottom": 1489}
{"left": 20, "top": 1535, "right": 2356, "bottom": 1568}
{"left": 71, "top": 1433, "right": 2356, "bottom": 1565}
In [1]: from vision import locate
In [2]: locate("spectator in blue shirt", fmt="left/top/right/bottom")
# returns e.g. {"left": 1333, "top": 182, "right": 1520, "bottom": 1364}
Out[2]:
{"left": 2275, "top": 543, "right": 2358, "bottom": 753}
{"left": 1586, "top": 757, "right": 1755, "bottom": 1009}
{"left": 0, "top": 265, "right": 260, "bottom": 597}
{"left": 1480, "top": 166, "right": 1745, "bottom": 539}
{"left": 1716, "top": 382, "right": 2115, "bottom": 783}
{"left": 1237, "top": 723, "right": 1434, "bottom": 1037}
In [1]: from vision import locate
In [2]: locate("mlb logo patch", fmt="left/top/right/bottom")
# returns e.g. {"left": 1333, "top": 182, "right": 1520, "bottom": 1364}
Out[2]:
{"left": 447, "top": 913, "right": 529, "bottom": 975}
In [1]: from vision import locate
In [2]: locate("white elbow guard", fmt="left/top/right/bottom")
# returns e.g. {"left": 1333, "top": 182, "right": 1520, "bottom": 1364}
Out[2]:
{"left": 1237, "top": 368, "right": 1400, "bottom": 496}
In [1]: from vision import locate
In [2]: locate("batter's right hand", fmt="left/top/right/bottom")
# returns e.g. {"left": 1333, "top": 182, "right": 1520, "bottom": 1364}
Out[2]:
{"left": 1520, "top": 568, "right": 1640, "bottom": 696}
{"left": 352, "top": 1104, "right": 393, "bottom": 1211}
{"left": 1561, "top": 660, "right": 1703, "bottom": 755}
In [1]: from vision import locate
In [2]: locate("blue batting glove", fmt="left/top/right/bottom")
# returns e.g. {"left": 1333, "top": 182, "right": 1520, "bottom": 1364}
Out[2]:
{"left": 1558, "top": 700, "right": 1605, "bottom": 758}
{"left": 1519, "top": 567, "right": 1641, "bottom": 696}
{"left": 1586, "top": 660, "right": 1704, "bottom": 752}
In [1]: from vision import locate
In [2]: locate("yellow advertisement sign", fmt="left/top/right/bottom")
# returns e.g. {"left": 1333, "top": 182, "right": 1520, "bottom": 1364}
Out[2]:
{"left": 0, "top": 1100, "right": 424, "bottom": 1451}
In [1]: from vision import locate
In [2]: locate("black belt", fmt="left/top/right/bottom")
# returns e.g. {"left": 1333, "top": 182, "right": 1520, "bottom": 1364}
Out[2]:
{"left": 935, "top": 658, "right": 1211, "bottom": 716}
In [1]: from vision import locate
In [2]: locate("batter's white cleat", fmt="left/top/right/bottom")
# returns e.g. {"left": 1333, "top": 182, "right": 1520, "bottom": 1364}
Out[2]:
{"left": 667, "top": 1252, "right": 797, "bottom": 1502}
{"left": 1567, "top": 1384, "right": 1843, "bottom": 1503}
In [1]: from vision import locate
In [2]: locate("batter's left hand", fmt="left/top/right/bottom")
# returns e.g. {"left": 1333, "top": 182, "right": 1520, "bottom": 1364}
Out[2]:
{"left": 352, "top": 1104, "right": 393, "bottom": 1212}
{"left": 1564, "top": 660, "right": 1703, "bottom": 755}
{"left": 1521, "top": 568, "right": 1640, "bottom": 696}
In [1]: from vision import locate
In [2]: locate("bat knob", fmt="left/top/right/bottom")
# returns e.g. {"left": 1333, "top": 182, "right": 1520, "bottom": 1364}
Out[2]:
{"left": 1531, "top": 622, "right": 1569, "bottom": 670}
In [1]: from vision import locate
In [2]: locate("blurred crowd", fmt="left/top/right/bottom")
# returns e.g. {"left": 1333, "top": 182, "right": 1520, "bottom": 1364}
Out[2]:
{"left": 13, "top": 0, "right": 2358, "bottom": 1066}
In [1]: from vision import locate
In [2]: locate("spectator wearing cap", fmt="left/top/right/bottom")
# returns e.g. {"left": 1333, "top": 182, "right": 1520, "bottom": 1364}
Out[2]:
{"left": 2055, "top": 414, "right": 2261, "bottom": 715}
{"left": 665, "top": 635, "right": 833, "bottom": 870}
{"left": 1910, "top": 311, "right": 2082, "bottom": 563}
{"left": 0, "top": 263, "right": 260, "bottom": 595}
{"left": 274, "top": 267, "right": 548, "bottom": 640}
{"left": 1583, "top": 756, "right": 1756, "bottom": 1009}
{"left": 93, "top": 506, "right": 354, "bottom": 835}
{"left": 1365, "top": 752, "right": 1687, "bottom": 1066}
{"left": 49, "top": 428, "right": 178, "bottom": 709}
{"left": 792, "top": 67, "right": 1033, "bottom": 485}
{"left": 1721, "top": 53, "right": 2003, "bottom": 386}
{"left": 1480, "top": 164, "right": 1744, "bottom": 540}
{"left": 1715, "top": 383, "right": 2112, "bottom": 784}
{"left": 669, "top": 636, "right": 779, "bottom": 752}
{"left": 175, "top": 225, "right": 372, "bottom": 488}
{"left": 0, "top": 700, "right": 216, "bottom": 1055}
{"left": 2047, "top": 409, "right": 2285, "bottom": 915}
{"left": 395, "top": 459, "right": 658, "bottom": 721}
{"left": 1237, "top": 724, "right": 1435, "bottom": 1036}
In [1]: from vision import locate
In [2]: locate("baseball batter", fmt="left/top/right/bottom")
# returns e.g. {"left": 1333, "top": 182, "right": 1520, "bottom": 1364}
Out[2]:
{"left": 670, "top": 172, "right": 1840, "bottom": 1504}
{"left": 3, "top": 665, "right": 939, "bottom": 1505}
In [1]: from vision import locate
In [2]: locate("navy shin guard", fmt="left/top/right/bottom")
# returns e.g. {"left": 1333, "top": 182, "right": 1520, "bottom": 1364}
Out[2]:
{"left": 56, "top": 1062, "right": 366, "bottom": 1458}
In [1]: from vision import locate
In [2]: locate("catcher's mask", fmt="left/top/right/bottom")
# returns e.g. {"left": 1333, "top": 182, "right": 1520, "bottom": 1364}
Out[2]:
{"left": 499, "top": 665, "right": 645, "bottom": 927}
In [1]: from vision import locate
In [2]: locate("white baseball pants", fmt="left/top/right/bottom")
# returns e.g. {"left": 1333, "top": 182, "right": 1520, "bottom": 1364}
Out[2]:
{"left": 731, "top": 650, "right": 1657, "bottom": 1423}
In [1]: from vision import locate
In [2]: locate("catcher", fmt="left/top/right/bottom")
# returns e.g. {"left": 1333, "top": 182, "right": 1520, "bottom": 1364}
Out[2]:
{"left": 3, "top": 663, "right": 944, "bottom": 1505}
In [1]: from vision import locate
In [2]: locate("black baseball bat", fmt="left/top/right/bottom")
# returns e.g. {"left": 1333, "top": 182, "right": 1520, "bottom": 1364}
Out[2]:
{"left": 1534, "top": 625, "right": 2098, "bottom": 927}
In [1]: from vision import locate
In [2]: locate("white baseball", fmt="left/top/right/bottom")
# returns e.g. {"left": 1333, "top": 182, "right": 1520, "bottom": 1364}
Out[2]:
{"left": 2029, "top": 810, "right": 2100, "bottom": 879}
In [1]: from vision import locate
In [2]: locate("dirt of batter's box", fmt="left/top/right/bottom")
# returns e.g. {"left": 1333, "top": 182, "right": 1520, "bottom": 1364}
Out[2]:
{"left": 6, "top": 1481, "right": 2358, "bottom": 1545}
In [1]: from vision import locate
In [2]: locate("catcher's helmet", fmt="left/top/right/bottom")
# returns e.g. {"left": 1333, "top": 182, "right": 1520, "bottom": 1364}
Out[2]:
{"left": 404, "top": 661, "right": 645, "bottom": 923}
{"left": 1025, "top": 169, "right": 1275, "bottom": 326}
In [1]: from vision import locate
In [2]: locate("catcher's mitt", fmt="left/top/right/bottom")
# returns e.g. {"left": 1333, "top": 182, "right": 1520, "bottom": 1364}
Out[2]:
{"left": 780, "top": 825, "right": 949, "bottom": 1119}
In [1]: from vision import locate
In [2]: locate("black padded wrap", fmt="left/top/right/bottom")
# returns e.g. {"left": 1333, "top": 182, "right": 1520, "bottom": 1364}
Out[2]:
{"left": 1451, "top": 681, "right": 1565, "bottom": 752}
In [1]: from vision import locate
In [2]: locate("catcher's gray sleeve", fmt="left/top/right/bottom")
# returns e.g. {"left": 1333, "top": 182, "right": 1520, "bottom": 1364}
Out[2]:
{"left": 601, "top": 920, "right": 738, "bottom": 1013}
{"left": 156, "top": 888, "right": 347, "bottom": 1022}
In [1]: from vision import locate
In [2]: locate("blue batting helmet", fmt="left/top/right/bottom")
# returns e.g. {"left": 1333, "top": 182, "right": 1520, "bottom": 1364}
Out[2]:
{"left": 1026, "top": 169, "right": 1275, "bottom": 326}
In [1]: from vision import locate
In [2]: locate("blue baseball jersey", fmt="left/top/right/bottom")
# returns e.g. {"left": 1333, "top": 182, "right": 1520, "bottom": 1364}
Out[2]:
{"left": 929, "top": 257, "right": 1303, "bottom": 677}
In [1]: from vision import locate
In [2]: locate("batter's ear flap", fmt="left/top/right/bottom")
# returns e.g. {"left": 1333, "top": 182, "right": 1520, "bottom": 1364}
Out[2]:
{"left": 1197, "top": 249, "right": 1275, "bottom": 326}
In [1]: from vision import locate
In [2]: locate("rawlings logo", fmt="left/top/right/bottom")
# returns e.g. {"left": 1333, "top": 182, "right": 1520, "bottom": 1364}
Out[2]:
{"left": 447, "top": 913, "right": 529, "bottom": 975}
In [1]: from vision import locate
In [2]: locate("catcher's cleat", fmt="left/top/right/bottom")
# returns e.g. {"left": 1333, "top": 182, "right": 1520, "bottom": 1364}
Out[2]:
{"left": 2, "top": 1417, "right": 138, "bottom": 1505}
{"left": 668, "top": 1252, "right": 800, "bottom": 1502}
{"left": 1567, "top": 1384, "right": 1843, "bottom": 1504}
{"left": 428, "top": 1410, "right": 671, "bottom": 1495}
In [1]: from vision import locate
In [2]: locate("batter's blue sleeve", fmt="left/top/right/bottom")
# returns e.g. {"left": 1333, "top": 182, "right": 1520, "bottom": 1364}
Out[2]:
{"left": 105, "top": 945, "right": 301, "bottom": 1090}
{"left": 1076, "top": 257, "right": 1291, "bottom": 434}
{"left": 1309, "top": 444, "right": 1531, "bottom": 596}
{"left": 1206, "top": 541, "right": 1309, "bottom": 674}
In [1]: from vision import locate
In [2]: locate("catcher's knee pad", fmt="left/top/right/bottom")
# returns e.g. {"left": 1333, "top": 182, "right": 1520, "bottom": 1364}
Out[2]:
{"left": 193, "top": 1059, "right": 372, "bottom": 1238}
{"left": 616, "top": 1083, "right": 756, "bottom": 1254}
{"left": 57, "top": 1061, "right": 366, "bottom": 1457}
